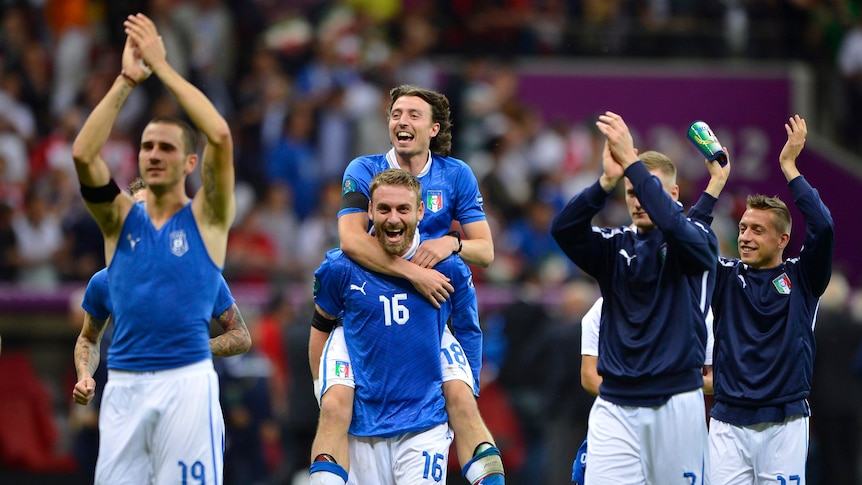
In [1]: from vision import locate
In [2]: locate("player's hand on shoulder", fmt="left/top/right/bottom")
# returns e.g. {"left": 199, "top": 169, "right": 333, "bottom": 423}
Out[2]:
{"left": 407, "top": 265, "right": 453, "bottom": 309}
{"left": 414, "top": 237, "right": 455, "bottom": 269}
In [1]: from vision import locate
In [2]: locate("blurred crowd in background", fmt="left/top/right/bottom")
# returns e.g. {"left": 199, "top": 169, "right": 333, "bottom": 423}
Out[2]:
{"left": 1, "top": 1, "right": 862, "bottom": 484}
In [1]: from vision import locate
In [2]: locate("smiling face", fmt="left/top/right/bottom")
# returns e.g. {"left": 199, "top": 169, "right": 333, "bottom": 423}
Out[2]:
{"left": 139, "top": 121, "right": 196, "bottom": 193}
{"left": 737, "top": 208, "right": 789, "bottom": 269}
{"left": 369, "top": 177, "right": 424, "bottom": 256}
{"left": 388, "top": 95, "right": 440, "bottom": 162}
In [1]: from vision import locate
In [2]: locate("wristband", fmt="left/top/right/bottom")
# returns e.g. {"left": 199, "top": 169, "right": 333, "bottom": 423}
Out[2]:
{"left": 119, "top": 71, "right": 137, "bottom": 88}
{"left": 448, "top": 231, "right": 462, "bottom": 255}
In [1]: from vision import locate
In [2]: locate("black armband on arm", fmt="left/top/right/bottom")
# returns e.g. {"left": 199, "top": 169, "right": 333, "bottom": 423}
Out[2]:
{"left": 80, "top": 179, "right": 121, "bottom": 203}
{"left": 311, "top": 309, "right": 336, "bottom": 333}
{"left": 340, "top": 191, "right": 369, "bottom": 212}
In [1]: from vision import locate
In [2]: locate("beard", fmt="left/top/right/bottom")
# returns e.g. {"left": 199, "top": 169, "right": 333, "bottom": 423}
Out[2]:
{"left": 376, "top": 222, "right": 417, "bottom": 256}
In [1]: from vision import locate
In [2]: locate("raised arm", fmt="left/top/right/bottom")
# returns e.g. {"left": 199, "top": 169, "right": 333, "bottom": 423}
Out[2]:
{"left": 780, "top": 115, "right": 835, "bottom": 296}
{"left": 124, "top": 13, "right": 235, "bottom": 234}
{"left": 71, "top": 36, "right": 143, "bottom": 243}
{"left": 689, "top": 147, "right": 731, "bottom": 225}
{"left": 210, "top": 303, "right": 252, "bottom": 358}
{"left": 72, "top": 313, "right": 110, "bottom": 406}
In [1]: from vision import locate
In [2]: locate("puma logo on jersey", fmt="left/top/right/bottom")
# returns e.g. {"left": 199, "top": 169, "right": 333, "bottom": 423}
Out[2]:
{"left": 350, "top": 281, "right": 367, "bottom": 295}
{"left": 619, "top": 249, "right": 637, "bottom": 266}
{"left": 127, "top": 233, "right": 141, "bottom": 251}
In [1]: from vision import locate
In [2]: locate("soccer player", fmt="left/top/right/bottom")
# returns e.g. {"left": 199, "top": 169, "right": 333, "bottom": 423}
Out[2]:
{"left": 309, "top": 169, "right": 488, "bottom": 484}
{"left": 689, "top": 115, "right": 834, "bottom": 484}
{"left": 551, "top": 111, "right": 717, "bottom": 484}
{"left": 309, "top": 85, "right": 503, "bottom": 485}
{"left": 69, "top": 13, "right": 236, "bottom": 484}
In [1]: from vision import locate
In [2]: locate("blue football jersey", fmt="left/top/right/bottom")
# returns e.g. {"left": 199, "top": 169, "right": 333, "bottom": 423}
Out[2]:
{"left": 314, "top": 247, "right": 479, "bottom": 438}
{"left": 339, "top": 149, "right": 486, "bottom": 238}
{"left": 107, "top": 203, "right": 229, "bottom": 371}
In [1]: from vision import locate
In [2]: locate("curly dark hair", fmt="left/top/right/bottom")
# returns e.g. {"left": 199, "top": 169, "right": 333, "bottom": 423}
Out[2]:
{"left": 388, "top": 85, "right": 453, "bottom": 157}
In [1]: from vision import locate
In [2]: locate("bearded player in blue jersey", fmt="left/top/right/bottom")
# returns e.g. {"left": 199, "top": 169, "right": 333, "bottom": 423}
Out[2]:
{"left": 309, "top": 85, "right": 503, "bottom": 485}
{"left": 69, "top": 13, "right": 236, "bottom": 485}
{"left": 552, "top": 111, "right": 718, "bottom": 484}
{"left": 689, "top": 115, "right": 834, "bottom": 484}
{"left": 309, "top": 169, "right": 493, "bottom": 485}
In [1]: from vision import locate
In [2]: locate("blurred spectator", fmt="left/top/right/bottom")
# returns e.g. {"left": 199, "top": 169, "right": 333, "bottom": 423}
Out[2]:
{"left": 0, "top": 201, "right": 17, "bottom": 282}
{"left": 809, "top": 271, "right": 862, "bottom": 485}
{"left": 45, "top": 0, "right": 92, "bottom": 118}
{"left": 256, "top": 183, "right": 302, "bottom": 284}
{"left": 488, "top": 278, "right": 554, "bottom": 484}
{"left": 12, "top": 186, "right": 62, "bottom": 290}
{"left": 274, "top": 303, "right": 318, "bottom": 485}
{"left": 837, "top": 15, "right": 862, "bottom": 152}
{"left": 174, "top": 0, "right": 237, "bottom": 117}
{"left": 542, "top": 280, "right": 599, "bottom": 485}
{"left": 252, "top": 293, "right": 291, "bottom": 416}
{"left": 295, "top": 178, "right": 342, "bottom": 283}
{"left": 0, "top": 153, "right": 24, "bottom": 210}
{"left": 215, "top": 348, "right": 279, "bottom": 485}
{"left": 265, "top": 101, "right": 321, "bottom": 221}
{"left": 57, "top": 197, "right": 104, "bottom": 283}
{"left": 225, "top": 205, "right": 279, "bottom": 284}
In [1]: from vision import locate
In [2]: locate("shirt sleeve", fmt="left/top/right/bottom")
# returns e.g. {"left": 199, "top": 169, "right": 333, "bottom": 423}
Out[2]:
{"left": 790, "top": 176, "right": 835, "bottom": 297}
{"left": 626, "top": 161, "right": 718, "bottom": 271}
{"left": 447, "top": 258, "right": 483, "bottom": 394}
{"left": 211, "top": 275, "right": 236, "bottom": 318}
{"left": 581, "top": 298, "right": 602, "bottom": 356}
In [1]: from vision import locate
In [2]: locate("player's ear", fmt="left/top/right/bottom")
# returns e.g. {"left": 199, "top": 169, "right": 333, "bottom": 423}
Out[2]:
{"left": 777, "top": 231, "right": 790, "bottom": 250}
{"left": 417, "top": 201, "right": 425, "bottom": 221}
{"left": 184, "top": 153, "right": 198, "bottom": 175}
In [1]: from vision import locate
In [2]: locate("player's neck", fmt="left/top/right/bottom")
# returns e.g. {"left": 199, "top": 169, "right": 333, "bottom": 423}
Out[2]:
{"left": 146, "top": 188, "right": 190, "bottom": 227}
{"left": 390, "top": 148, "right": 432, "bottom": 176}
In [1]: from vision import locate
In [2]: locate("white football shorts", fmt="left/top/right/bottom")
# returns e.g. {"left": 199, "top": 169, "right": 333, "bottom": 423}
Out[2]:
{"left": 95, "top": 359, "right": 224, "bottom": 485}
{"left": 315, "top": 325, "right": 475, "bottom": 404}
{"left": 585, "top": 388, "right": 708, "bottom": 485}
{"left": 347, "top": 422, "right": 453, "bottom": 485}
{"left": 708, "top": 414, "right": 809, "bottom": 485}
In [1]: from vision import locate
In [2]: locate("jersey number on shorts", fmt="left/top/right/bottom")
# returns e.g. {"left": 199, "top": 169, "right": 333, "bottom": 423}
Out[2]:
{"left": 379, "top": 293, "right": 410, "bottom": 326}
{"left": 440, "top": 342, "right": 468, "bottom": 366}
{"left": 422, "top": 451, "right": 445, "bottom": 482}
{"left": 777, "top": 475, "right": 801, "bottom": 485}
{"left": 178, "top": 460, "right": 205, "bottom": 484}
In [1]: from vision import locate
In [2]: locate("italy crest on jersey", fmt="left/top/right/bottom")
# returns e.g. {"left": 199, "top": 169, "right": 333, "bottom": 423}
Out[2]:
{"left": 170, "top": 230, "right": 188, "bottom": 257}
{"left": 772, "top": 273, "right": 792, "bottom": 295}
{"left": 334, "top": 360, "right": 351, "bottom": 378}
{"left": 426, "top": 190, "right": 443, "bottom": 213}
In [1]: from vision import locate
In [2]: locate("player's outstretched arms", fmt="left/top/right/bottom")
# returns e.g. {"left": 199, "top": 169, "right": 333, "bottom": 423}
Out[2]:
{"left": 778, "top": 115, "right": 806, "bottom": 182}
{"left": 72, "top": 313, "right": 109, "bottom": 406}
{"left": 210, "top": 303, "right": 251, "bottom": 358}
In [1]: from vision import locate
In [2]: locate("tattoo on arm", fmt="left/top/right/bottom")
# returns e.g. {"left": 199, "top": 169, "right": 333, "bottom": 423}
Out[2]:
{"left": 75, "top": 314, "right": 108, "bottom": 379}
{"left": 210, "top": 304, "right": 252, "bottom": 358}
